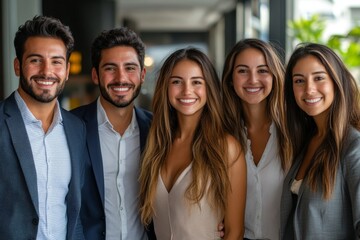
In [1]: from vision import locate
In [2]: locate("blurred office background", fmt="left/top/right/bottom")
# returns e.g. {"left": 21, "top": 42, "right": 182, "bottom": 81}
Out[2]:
{"left": 1, "top": 0, "right": 360, "bottom": 110}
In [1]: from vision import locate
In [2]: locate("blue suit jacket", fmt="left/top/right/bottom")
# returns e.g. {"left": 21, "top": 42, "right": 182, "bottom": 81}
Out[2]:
{"left": 280, "top": 127, "right": 360, "bottom": 240}
{"left": 71, "top": 100, "right": 156, "bottom": 240}
{"left": 0, "top": 92, "right": 86, "bottom": 240}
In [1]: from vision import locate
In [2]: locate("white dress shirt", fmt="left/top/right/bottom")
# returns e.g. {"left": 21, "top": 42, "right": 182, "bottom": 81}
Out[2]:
{"left": 244, "top": 122, "right": 285, "bottom": 240}
{"left": 97, "top": 99, "right": 147, "bottom": 240}
{"left": 15, "top": 91, "right": 71, "bottom": 240}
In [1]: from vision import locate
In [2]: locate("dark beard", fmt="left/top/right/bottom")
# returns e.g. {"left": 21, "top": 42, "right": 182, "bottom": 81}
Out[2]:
{"left": 19, "top": 72, "right": 65, "bottom": 103}
{"left": 99, "top": 84, "right": 141, "bottom": 108}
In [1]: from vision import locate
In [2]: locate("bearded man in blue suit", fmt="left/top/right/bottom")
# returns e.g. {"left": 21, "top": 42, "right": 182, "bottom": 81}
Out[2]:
{"left": 71, "top": 27, "right": 155, "bottom": 240}
{"left": 0, "top": 16, "right": 85, "bottom": 239}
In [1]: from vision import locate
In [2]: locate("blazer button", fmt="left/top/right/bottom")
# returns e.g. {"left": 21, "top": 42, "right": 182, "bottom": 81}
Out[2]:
{"left": 32, "top": 218, "right": 39, "bottom": 225}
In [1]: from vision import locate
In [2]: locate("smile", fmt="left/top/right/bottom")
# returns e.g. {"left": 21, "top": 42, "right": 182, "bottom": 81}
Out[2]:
{"left": 179, "top": 99, "right": 196, "bottom": 103}
{"left": 112, "top": 87, "right": 130, "bottom": 92}
{"left": 304, "top": 97, "right": 322, "bottom": 103}
{"left": 245, "top": 87, "right": 261, "bottom": 93}
{"left": 35, "top": 80, "right": 55, "bottom": 86}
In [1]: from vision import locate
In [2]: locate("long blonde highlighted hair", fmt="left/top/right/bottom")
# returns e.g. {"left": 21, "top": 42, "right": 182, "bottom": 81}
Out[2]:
{"left": 139, "top": 47, "right": 232, "bottom": 225}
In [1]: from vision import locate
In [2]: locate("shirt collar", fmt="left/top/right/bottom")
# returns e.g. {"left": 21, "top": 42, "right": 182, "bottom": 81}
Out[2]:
{"left": 96, "top": 97, "right": 138, "bottom": 134}
{"left": 14, "top": 90, "right": 63, "bottom": 126}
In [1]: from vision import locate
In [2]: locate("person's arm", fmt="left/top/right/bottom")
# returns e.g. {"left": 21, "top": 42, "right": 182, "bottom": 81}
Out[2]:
{"left": 223, "top": 135, "right": 247, "bottom": 240}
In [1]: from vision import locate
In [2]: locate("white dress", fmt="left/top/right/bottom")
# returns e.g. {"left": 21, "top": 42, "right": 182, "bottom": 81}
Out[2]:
{"left": 153, "top": 163, "right": 222, "bottom": 240}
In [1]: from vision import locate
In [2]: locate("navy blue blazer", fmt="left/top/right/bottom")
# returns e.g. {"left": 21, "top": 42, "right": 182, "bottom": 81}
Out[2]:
{"left": 71, "top": 100, "right": 156, "bottom": 240}
{"left": 0, "top": 92, "right": 86, "bottom": 240}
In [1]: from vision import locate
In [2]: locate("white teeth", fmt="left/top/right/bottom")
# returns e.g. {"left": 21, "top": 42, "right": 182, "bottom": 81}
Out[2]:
{"left": 179, "top": 99, "right": 196, "bottom": 103}
{"left": 36, "top": 80, "right": 54, "bottom": 85}
{"left": 305, "top": 98, "right": 321, "bottom": 103}
{"left": 245, "top": 87, "right": 261, "bottom": 92}
{"left": 113, "top": 87, "right": 129, "bottom": 92}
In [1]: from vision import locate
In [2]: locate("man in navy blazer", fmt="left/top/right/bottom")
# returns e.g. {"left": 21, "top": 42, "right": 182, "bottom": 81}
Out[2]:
{"left": 0, "top": 16, "right": 85, "bottom": 239}
{"left": 71, "top": 28, "right": 155, "bottom": 239}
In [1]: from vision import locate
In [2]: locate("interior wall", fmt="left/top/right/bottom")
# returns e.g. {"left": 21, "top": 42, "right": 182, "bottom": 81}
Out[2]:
{"left": 1, "top": 0, "right": 41, "bottom": 99}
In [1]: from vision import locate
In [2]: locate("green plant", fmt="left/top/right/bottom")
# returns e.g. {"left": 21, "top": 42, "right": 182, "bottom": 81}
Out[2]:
{"left": 289, "top": 14, "right": 360, "bottom": 68}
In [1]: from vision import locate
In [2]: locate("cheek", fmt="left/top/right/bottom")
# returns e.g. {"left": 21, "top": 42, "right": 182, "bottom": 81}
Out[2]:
{"left": 232, "top": 79, "right": 243, "bottom": 96}
{"left": 293, "top": 87, "right": 303, "bottom": 105}
{"left": 324, "top": 85, "right": 335, "bottom": 103}
{"left": 200, "top": 88, "right": 207, "bottom": 102}
{"left": 167, "top": 86, "right": 178, "bottom": 104}
{"left": 266, "top": 77, "right": 273, "bottom": 89}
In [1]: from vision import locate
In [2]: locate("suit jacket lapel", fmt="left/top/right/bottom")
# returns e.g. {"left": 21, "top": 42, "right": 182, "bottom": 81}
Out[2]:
{"left": 5, "top": 94, "right": 39, "bottom": 214}
{"left": 62, "top": 109, "right": 84, "bottom": 238}
{"left": 135, "top": 108, "right": 151, "bottom": 152}
{"left": 84, "top": 102, "right": 105, "bottom": 205}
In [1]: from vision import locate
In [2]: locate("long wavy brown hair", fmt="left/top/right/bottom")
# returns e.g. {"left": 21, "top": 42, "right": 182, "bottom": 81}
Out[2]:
{"left": 221, "top": 38, "right": 292, "bottom": 171}
{"left": 284, "top": 43, "right": 360, "bottom": 199}
{"left": 139, "top": 47, "right": 233, "bottom": 225}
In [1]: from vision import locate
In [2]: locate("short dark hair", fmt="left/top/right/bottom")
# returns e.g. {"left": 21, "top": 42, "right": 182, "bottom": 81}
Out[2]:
{"left": 91, "top": 27, "right": 145, "bottom": 72}
{"left": 14, "top": 15, "right": 74, "bottom": 63}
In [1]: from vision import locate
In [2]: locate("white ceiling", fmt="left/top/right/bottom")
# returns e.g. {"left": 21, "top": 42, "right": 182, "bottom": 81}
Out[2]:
{"left": 116, "top": 0, "right": 236, "bottom": 31}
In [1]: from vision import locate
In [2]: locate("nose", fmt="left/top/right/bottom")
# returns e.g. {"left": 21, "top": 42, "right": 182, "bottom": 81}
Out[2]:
{"left": 305, "top": 79, "right": 315, "bottom": 93}
{"left": 115, "top": 67, "right": 127, "bottom": 83}
{"left": 182, "top": 81, "right": 192, "bottom": 94}
{"left": 248, "top": 71, "right": 257, "bottom": 83}
{"left": 40, "top": 60, "right": 52, "bottom": 76}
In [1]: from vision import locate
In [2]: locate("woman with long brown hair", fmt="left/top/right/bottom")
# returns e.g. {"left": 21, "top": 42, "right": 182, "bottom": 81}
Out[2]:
{"left": 139, "top": 47, "right": 246, "bottom": 239}
{"left": 222, "top": 39, "right": 291, "bottom": 240}
{"left": 281, "top": 43, "right": 360, "bottom": 239}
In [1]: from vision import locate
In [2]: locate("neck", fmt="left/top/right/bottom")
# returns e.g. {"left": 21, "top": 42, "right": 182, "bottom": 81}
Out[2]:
{"left": 100, "top": 97, "right": 134, "bottom": 135}
{"left": 175, "top": 113, "right": 200, "bottom": 141}
{"left": 313, "top": 111, "right": 329, "bottom": 139}
{"left": 242, "top": 101, "right": 270, "bottom": 130}
{"left": 18, "top": 88, "right": 56, "bottom": 133}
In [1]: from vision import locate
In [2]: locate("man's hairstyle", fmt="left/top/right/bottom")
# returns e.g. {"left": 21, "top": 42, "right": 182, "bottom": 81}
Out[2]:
{"left": 14, "top": 15, "right": 74, "bottom": 63}
{"left": 91, "top": 27, "right": 145, "bottom": 72}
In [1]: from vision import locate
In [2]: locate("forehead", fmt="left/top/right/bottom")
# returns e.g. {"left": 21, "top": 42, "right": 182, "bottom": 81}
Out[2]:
{"left": 100, "top": 46, "right": 139, "bottom": 64}
{"left": 171, "top": 59, "right": 203, "bottom": 76}
{"left": 23, "top": 37, "right": 67, "bottom": 58}
{"left": 293, "top": 55, "right": 325, "bottom": 73}
{"left": 235, "top": 47, "right": 266, "bottom": 65}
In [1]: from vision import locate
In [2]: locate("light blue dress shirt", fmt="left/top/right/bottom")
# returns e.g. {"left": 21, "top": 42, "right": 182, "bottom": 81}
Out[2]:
{"left": 15, "top": 91, "right": 71, "bottom": 240}
{"left": 97, "top": 99, "right": 147, "bottom": 240}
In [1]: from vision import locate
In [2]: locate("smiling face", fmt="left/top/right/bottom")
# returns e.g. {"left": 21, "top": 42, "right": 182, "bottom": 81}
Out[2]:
{"left": 168, "top": 59, "right": 207, "bottom": 118}
{"left": 14, "top": 37, "right": 70, "bottom": 103}
{"left": 292, "top": 55, "right": 335, "bottom": 119}
{"left": 93, "top": 46, "right": 145, "bottom": 108}
{"left": 232, "top": 47, "right": 273, "bottom": 106}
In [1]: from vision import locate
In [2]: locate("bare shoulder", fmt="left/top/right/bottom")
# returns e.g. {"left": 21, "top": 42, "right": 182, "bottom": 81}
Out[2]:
{"left": 225, "top": 134, "right": 244, "bottom": 165}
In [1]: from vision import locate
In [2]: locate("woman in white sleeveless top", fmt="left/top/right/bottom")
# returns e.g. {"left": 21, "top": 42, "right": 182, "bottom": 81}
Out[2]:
{"left": 139, "top": 47, "right": 247, "bottom": 240}
{"left": 221, "top": 39, "right": 292, "bottom": 240}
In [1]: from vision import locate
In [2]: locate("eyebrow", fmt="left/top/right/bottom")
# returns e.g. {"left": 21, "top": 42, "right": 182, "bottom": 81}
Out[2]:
{"left": 292, "top": 71, "right": 327, "bottom": 77}
{"left": 26, "top": 54, "right": 66, "bottom": 61}
{"left": 170, "top": 75, "right": 204, "bottom": 80}
{"left": 100, "top": 62, "right": 139, "bottom": 68}
{"left": 234, "top": 64, "right": 268, "bottom": 68}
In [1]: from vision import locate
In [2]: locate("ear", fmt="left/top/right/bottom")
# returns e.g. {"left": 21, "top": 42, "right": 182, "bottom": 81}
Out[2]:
{"left": 140, "top": 67, "right": 146, "bottom": 84}
{"left": 91, "top": 67, "right": 99, "bottom": 85}
{"left": 14, "top": 58, "right": 20, "bottom": 77}
{"left": 66, "top": 62, "right": 70, "bottom": 82}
